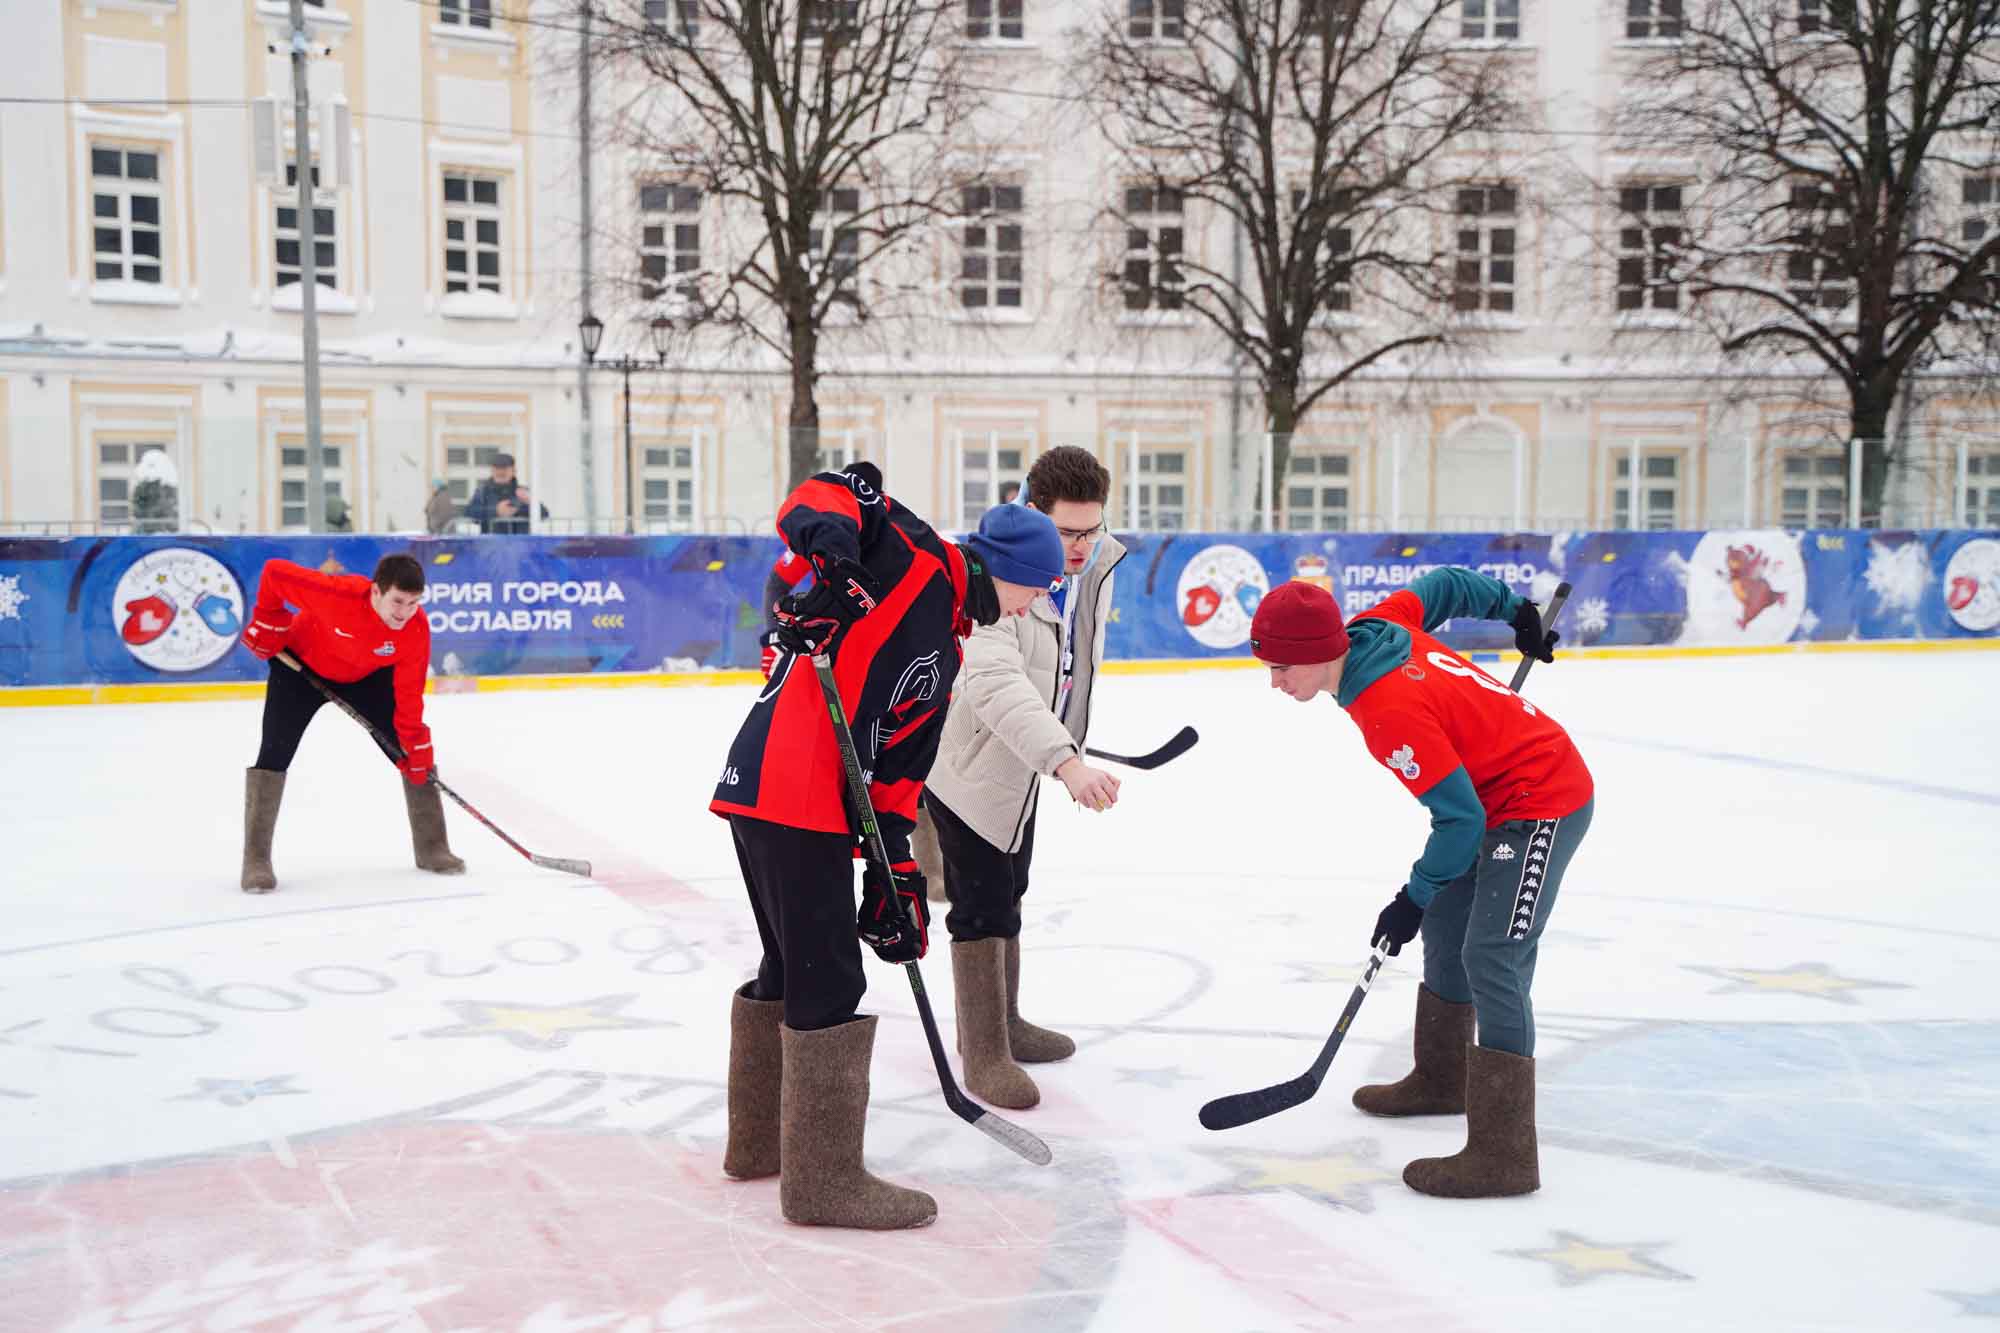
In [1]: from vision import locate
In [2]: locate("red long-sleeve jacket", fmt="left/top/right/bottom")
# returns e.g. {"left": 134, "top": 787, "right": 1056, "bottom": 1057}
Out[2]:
{"left": 710, "top": 471, "right": 970, "bottom": 870}
{"left": 252, "top": 560, "right": 433, "bottom": 764}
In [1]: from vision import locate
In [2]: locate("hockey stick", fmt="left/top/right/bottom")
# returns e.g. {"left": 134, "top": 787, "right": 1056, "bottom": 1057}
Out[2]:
{"left": 1197, "top": 580, "right": 1572, "bottom": 1132}
{"left": 274, "top": 652, "right": 593, "bottom": 878}
{"left": 809, "top": 652, "right": 1053, "bottom": 1167}
{"left": 1084, "top": 726, "right": 1199, "bottom": 771}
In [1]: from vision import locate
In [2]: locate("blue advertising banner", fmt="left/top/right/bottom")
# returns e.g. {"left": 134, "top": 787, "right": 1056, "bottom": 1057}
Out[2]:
{"left": 0, "top": 527, "right": 1995, "bottom": 689}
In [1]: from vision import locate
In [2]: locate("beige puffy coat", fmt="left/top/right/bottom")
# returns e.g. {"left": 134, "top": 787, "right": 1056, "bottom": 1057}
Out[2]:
{"left": 920, "top": 534, "right": 1126, "bottom": 855}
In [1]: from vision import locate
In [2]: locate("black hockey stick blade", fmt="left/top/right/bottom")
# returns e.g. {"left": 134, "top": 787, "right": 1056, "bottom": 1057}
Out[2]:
{"left": 1507, "top": 582, "right": 1571, "bottom": 693}
{"left": 1084, "top": 726, "right": 1199, "bottom": 771}
{"left": 1199, "top": 947, "right": 1388, "bottom": 1131}
{"left": 809, "top": 655, "right": 1051, "bottom": 1166}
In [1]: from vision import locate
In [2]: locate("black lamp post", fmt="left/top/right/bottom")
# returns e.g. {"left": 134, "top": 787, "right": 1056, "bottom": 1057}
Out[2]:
{"left": 578, "top": 313, "right": 673, "bottom": 531}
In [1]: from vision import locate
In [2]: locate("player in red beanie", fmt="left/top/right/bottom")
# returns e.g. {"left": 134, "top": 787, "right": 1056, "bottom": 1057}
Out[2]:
{"left": 1248, "top": 568, "right": 1593, "bottom": 1200}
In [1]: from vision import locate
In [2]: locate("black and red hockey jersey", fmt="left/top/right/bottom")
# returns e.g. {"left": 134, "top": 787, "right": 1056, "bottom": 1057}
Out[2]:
{"left": 710, "top": 470, "right": 970, "bottom": 871}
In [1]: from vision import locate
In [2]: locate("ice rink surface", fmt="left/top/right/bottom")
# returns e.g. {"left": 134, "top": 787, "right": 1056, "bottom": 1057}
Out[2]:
{"left": 3, "top": 651, "right": 1998, "bottom": 1332}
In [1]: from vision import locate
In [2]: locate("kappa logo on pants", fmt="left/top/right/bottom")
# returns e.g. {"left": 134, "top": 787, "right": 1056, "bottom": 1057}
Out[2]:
{"left": 1507, "top": 819, "right": 1559, "bottom": 941}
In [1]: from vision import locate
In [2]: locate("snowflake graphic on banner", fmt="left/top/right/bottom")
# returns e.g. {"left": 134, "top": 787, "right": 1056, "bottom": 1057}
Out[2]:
{"left": 0, "top": 573, "right": 26, "bottom": 621}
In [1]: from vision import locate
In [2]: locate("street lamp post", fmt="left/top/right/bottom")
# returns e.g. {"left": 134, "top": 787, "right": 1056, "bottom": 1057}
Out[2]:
{"left": 578, "top": 314, "right": 673, "bottom": 533}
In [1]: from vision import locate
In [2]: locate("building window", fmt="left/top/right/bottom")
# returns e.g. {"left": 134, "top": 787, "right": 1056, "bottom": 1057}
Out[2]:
{"left": 642, "top": 0, "right": 699, "bottom": 37}
{"left": 961, "top": 439, "right": 1027, "bottom": 524}
{"left": 444, "top": 439, "right": 506, "bottom": 508}
{"left": 279, "top": 439, "right": 346, "bottom": 531}
{"left": 814, "top": 434, "right": 869, "bottom": 474}
{"left": 810, "top": 186, "right": 861, "bottom": 308}
{"left": 804, "top": 0, "right": 860, "bottom": 38}
{"left": 641, "top": 445, "right": 696, "bottom": 527}
{"left": 1285, "top": 451, "right": 1352, "bottom": 531}
{"left": 1780, "top": 452, "right": 1847, "bottom": 528}
{"left": 960, "top": 184, "right": 1024, "bottom": 310}
{"left": 1461, "top": 0, "right": 1520, "bottom": 40}
{"left": 1453, "top": 184, "right": 1517, "bottom": 313}
{"left": 1796, "top": 0, "right": 1839, "bottom": 34}
{"left": 1135, "top": 450, "right": 1188, "bottom": 530}
{"left": 639, "top": 183, "right": 701, "bottom": 302}
{"left": 1307, "top": 0, "right": 1362, "bottom": 36}
{"left": 443, "top": 172, "right": 504, "bottom": 296}
{"left": 276, "top": 160, "right": 337, "bottom": 293}
{"left": 1615, "top": 184, "right": 1682, "bottom": 312}
{"left": 1122, "top": 185, "right": 1185, "bottom": 311}
{"left": 1963, "top": 173, "right": 1998, "bottom": 302}
{"left": 1785, "top": 182, "right": 1853, "bottom": 309}
{"left": 1294, "top": 187, "right": 1357, "bottom": 312}
{"left": 1965, "top": 451, "right": 2000, "bottom": 527}
{"left": 439, "top": 0, "right": 494, "bottom": 28}
{"left": 1612, "top": 452, "right": 1680, "bottom": 530}
{"left": 97, "top": 440, "right": 168, "bottom": 526}
{"left": 1626, "top": 0, "right": 1681, "bottom": 38}
{"left": 1128, "top": 0, "right": 1185, "bottom": 40}
{"left": 91, "top": 146, "right": 165, "bottom": 286}
{"left": 967, "top": 0, "right": 1023, "bottom": 40}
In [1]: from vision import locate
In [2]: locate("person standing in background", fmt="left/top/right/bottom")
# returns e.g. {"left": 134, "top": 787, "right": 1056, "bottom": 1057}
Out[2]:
{"left": 464, "top": 454, "right": 547, "bottom": 535}
{"left": 425, "top": 479, "right": 457, "bottom": 535}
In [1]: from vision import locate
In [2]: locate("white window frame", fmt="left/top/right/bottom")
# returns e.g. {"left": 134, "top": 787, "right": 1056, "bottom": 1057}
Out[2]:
{"left": 1778, "top": 449, "right": 1848, "bottom": 529}
{"left": 95, "top": 439, "right": 170, "bottom": 528}
{"left": 438, "top": 0, "right": 494, "bottom": 28}
{"left": 1625, "top": 0, "right": 1681, "bottom": 39}
{"left": 1785, "top": 181, "right": 1853, "bottom": 310}
{"left": 1452, "top": 183, "right": 1519, "bottom": 314}
{"left": 804, "top": 0, "right": 861, "bottom": 39}
{"left": 1966, "top": 450, "right": 2000, "bottom": 528}
{"left": 76, "top": 110, "right": 190, "bottom": 305}
{"left": 810, "top": 186, "right": 862, "bottom": 311}
{"left": 276, "top": 434, "right": 351, "bottom": 532}
{"left": 642, "top": 0, "right": 699, "bottom": 38}
{"left": 959, "top": 182, "right": 1025, "bottom": 313}
{"left": 1121, "top": 184, "right": 1186, "bottom": 313}
{"left": 90, "top": 144, "right": 165, "bottom": 287}
{"left": 1126, "top": 0, "right": 1184, "bottom": 41}
{"left": 1460, "top": 0, "right": 1520, "bottom": 41}
{"left": 640, "top": 182, "right": 702, "bottom": 304}
{"left": 1610, "top": 448, "right": 1682, "bottom": 531}
{"left": 1293, "top": 185, "right": 1357, "bottom": 314}
{"left": 443, "top": 170, "right": 504, "bottom": 297}
{"left": 1615, "top": 183, "right": 1685, "bottom": 314}
{"left": 954, "top": 430, "right": 1032, "bottom": 528}
{"left": 813, "top": 431, "right": 871, "bottom": 475}
{"left": 1963, "top": 171, "right": 1998, "bottom": 302}
{"left": 274, "top": 157, "right": 341, "bottom": 300}
{"left": 1284, "top": 448, "right": 1355, "bottom": 532}
{"left": 1134, "top": 449, "right": 1190, "bottom": 531}
{"left": 637, "top": 434, "right": 707, "bottom": 531}
{"left": 966, "top": 0, "right": 1024, "bottom": 41}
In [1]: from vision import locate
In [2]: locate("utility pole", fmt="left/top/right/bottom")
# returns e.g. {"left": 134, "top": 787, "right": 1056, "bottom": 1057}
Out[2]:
{"left": 289, "top": 0, "right": 327, "bottom": 533}
{"left": 577, "top": 9, "right": 599, "bottom": 525}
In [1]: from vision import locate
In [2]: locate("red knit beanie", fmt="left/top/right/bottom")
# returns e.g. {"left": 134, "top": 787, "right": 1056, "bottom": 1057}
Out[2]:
{"left": 1249, "top": 581, "right": 1350, "bottom": 665}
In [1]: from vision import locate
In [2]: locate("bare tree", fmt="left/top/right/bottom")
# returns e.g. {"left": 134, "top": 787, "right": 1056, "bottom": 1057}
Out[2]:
{"left": 1078, "top": 0, "right": 1517, "bottom": 503}
{"left": 1617, "top": 0, "right": 2000, "bottom": 522}
{"left": 578, "top": 0, "right": 977, "bottom": 487}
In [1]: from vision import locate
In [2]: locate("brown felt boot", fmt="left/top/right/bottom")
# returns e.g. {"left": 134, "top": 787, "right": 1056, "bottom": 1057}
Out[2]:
{"left": 403, "top": 781, "right": 466, "bottom": 874}
{"left": 778, "top": 1017, "right": 937, "bottom": 1229}
{"left": 723, "top": 982, "right": 784, "bottom": 1181}
{"left": 1352, "top": 984, "right": 1472, "bottom": 1117}
{"left": 1004, "top": 934, "right": 1075, "bottom": 1064}
{"left": 915, "top": 805, "right": 949, "bottom": 904}
{"left": 240, "top": 768, "right": 285, "bottom": 894}
{"left": 953, "top": 938, "right": 1040, "bottom": 1109}
{"left": 1402, "top": 1044, "right": 1540, "bottom": 1198}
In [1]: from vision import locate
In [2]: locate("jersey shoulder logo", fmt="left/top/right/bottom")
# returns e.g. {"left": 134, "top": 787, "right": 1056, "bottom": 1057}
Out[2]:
{"left": 1383, "top": 744, "right": 1421, "bottom": 780}
{"left": 373, "top": 642, "right": 396, "bottom": 656}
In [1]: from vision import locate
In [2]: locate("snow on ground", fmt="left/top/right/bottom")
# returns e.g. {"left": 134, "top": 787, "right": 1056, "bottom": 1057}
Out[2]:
{"left": 2, "top": 651, "right": 1996, "bottom": 1332}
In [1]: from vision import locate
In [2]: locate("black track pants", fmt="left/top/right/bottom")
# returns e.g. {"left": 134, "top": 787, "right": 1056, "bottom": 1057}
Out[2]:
{"left": 253, "top": 660, "right": 396, "bottom": 772}
{"left": 728, "top": 814, "right": 869, "bottom": 1032}
{"left": 926, "top": 792, "right": 1037, "bottom": 944}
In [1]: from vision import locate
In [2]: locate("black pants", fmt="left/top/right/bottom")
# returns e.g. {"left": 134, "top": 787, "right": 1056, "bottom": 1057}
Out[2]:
{"left": 254, "top": 660, "right": 396, "bottom": 772}
{"left": 926, "top": 792, "right": 1036, "bottom": 944}
{"left": 729, "top": 814, "right": 868, "bottom": 1032}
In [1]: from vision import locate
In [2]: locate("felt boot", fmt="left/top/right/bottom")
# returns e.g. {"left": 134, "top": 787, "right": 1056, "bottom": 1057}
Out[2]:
{"left": 952, "top": 938, "right": 1039, "bottom": 1109}
{"left": 1004, "top": 933, "right": 1075, "bottom": 1063}
{"left": 778, "top": 1017, "right": 936, "bottom": 1229}
{"left": 1353, "top": 984, "right": 1472, "bottom": 1116}
{"left": 723, "top": 982, "right": 784, "bottom": 1181}
{"left": 240, "top": 768, "right": 286, "bottom": 894}
{"left": 1402, "top": 1044, "right": 1541, "bottom": 1198}
{"left": 403, "top": 781, "right": 466, "bottom": 874}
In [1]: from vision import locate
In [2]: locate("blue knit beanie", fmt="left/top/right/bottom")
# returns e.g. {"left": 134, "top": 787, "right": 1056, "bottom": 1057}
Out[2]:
{"left": 966, "top": 503, "right": 1065, "bottom": 591}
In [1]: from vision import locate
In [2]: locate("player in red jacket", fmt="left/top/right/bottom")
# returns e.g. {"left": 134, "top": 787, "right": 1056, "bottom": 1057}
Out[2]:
{"left": 237, "top": 553, "right": 463, "bottom": 893}
{"left": 709, "top": 466, "right": 1063, "bottom": 1232}
{"left": 1249, "top": 567, "right": 1593, "bottom": 1199}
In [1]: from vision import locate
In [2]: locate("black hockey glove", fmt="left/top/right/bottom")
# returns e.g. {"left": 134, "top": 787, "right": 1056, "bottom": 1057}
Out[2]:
{"left": 858, "top": 863, "right": 930, "bottom": 963}
{"left": 1509, "top": 599, "right": 1559, "bottom": 664}
{"left": 1372, "top": 888, "right": 1424, "bottom": 957}
{"left": 772, "top": 555, "right": 884, "bottom": 656}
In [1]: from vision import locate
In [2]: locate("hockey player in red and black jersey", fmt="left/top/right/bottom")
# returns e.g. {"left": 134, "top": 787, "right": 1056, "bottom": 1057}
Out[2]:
{"left": 710, "top": 466, "right": 1065, "bottom": 1231}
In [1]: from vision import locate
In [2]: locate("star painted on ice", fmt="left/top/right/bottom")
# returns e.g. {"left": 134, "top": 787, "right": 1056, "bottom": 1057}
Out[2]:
{"left": 1938, "top": 1289, "right": 2000, "bottom": 1319}
{"left": 171, "top": 1075, "right": 307, "bottom": 1107}
{"left": 421, "top": 993, "right": 679, "bottom": 1051}
{"left": 1683, "top": 961, "right": 1910, "bottom": 1005}
{"left": 0, "top": 574, "right": 26, "bottom": 622}
{"left": 1114, "top": 1066, "right": 1195, "bottom": 1088}
{"left": 1500, "top": 1231, "right": 1693, "bottom": 1286}
{"left": 1201, "top": 1139, "right": 1399, "bottom": 1212}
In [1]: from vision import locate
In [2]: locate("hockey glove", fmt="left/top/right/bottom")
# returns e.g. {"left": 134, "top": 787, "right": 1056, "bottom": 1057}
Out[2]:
{"left": 773, "top": 555, "right": 884, "bottom": 656}
{"left": 1509, "top": 599, "right": 1559, "bottom": 664}
{"left": 242, "top": 607, "right": 295, "bottom": 660}
{"left": 758, "top": 627, "right": 784, "bottom": 680}
{"left": 398, "top": 738, "right": 435, "bottom": 787}
{"left": 858, "top": 863, "right": 929, "bottom": 963}
{"left": 1372, "top": 888, "right": 1424, "bottom": 957}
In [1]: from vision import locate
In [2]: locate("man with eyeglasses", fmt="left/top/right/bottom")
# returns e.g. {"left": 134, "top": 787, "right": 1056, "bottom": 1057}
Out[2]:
{"left": 914, "top": 445, "right": 1127, "bottom": 1111}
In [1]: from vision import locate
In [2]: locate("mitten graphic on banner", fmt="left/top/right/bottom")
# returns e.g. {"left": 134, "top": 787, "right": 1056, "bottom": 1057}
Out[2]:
{"left": 1183, "top": 583, "right": 1221, "bottom": 627}
{"left": 121, "top": 594, "right": 176, "bottom": 645}
{"left": 196, "top": 593, "right": 241, "bottom": 637}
